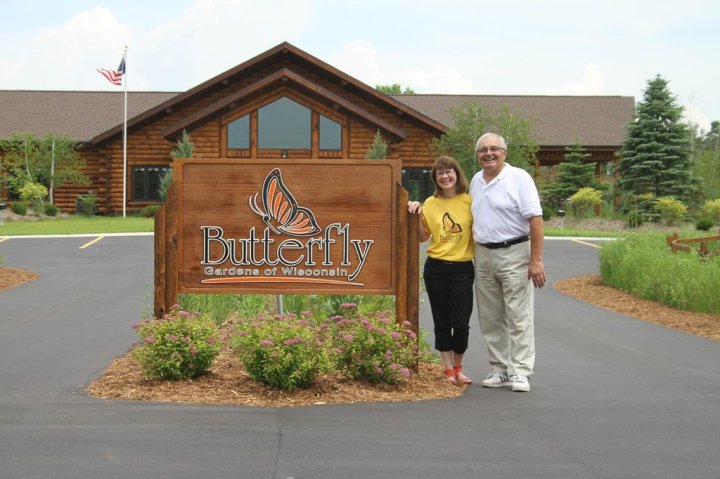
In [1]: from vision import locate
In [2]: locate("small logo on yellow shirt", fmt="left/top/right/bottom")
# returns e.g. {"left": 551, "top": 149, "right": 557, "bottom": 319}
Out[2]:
{"left": 442, "top": 212, "right": 462, "bottom": 233}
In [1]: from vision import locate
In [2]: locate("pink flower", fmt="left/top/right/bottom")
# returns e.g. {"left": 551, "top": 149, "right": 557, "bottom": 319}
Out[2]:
{"left": 391, "top": 332, "right": 402, "bottom": 340}
{"left": 260, "top": 339, "right": 274, "bottom": 347}
{"left": 343, "top": 334, "right": 354, "bottom": 342}
{"left": 340, "top": 303, "right": 357, "bottom": 309}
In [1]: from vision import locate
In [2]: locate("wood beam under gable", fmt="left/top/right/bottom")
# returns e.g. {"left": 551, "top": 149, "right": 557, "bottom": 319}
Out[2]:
{"left": 160, "top": 68, "right": 407, "bottom": 142}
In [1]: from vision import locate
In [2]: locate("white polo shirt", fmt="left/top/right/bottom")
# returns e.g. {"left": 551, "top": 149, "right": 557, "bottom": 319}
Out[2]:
{"left": 469, "top": 163, "right": 542, "bottom": 244}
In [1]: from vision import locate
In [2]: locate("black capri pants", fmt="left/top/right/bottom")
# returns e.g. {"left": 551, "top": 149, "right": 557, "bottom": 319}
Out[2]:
{"left": 423, "top": 256, "right": 474, "bottom": 354}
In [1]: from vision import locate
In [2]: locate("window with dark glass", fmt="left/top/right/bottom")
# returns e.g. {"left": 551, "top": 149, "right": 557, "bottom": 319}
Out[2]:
{"left": 319, "top": 114, "right": 341, "bottom": 150}
{"left": 402, "top": 168, "right": 434, "bottom": 202}
{"left": 132, "top": 166, "right": 171, "bottom": 202}
{"left": 227, "top": 114, "right": 250, "bottom": 149}
{"left": 258, "top": 97, "right": 311, "bottom": 149}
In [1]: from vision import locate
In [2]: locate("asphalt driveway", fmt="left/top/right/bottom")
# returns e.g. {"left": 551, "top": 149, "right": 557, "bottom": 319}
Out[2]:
{"left": 0, "top": 235, "right": 718, "bottom": 479}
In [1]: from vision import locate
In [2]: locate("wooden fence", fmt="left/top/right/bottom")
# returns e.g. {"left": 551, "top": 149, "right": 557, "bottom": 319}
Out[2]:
{"left": 666, "top": 229, "right": 720, "bottom": 258}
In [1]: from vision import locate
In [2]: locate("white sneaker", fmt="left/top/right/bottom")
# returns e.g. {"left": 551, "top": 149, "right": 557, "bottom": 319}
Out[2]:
{"left": 510, "top": 375, "right": 530, "bottom": 392}
{"left": 481, "top": 371, "right": 510, "bottom": 388}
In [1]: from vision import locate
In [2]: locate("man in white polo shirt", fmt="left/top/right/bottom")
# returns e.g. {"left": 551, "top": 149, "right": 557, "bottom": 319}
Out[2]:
{"left": 469, "top": 132, "right": 546, "bottom": 392}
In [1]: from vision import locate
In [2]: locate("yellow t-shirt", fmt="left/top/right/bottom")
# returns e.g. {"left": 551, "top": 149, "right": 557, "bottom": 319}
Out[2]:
{"left": 422, "top": 193, "right": 474, "bottom": 262}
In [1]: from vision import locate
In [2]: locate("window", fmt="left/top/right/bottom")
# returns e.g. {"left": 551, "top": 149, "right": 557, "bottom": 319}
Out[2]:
{"left": 132, "top": 166, "right": 171, "bottom": 202}
{"left": 319, "top": 115, "right": 341, "bottom": 150}
{"left": 224, "top": 95, "right": 345, "bottom": 157}
{"left": 258, "top": 97, "right": 311, "bottom": 149}
{"left": 227, "top": 114, "right": 250, "bottom": 149}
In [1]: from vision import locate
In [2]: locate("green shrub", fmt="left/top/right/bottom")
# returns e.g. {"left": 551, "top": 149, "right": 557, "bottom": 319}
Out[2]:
{"left": 542, "top": 205, "right": 554, "bottom": 221}
{"left": 623, "top": 193, "right": 659, "bottom": 223}
{"left": 654, "top": 196, "right": 687, "bottom": 226}
{"left": 231, "top": 312, "right": 331, "bottom": 391}
{"left": 569, "top": 187, "right": 602, "bottom": 218}
{"left": 19, "top": 182, "right": 48, "bottom": 214}
{"left": 44, "top": 203, "right": 59, "bottom": 216}
{"left": 11, "top": 201, "right": 28, "bottom": 215}
{"left": 696, "top": 218, "right": 714, "bottom": 231}
{"left": 330, "top": 306, "right": 416, "bottom": 384}
{"left": 626, "top": 211, "right": 644, "bottom": 228}
{"left": 132, "top": 306, "right": 221, "bottom": 380}
{"left": 703, "top": 199, "right": 720, "bottom": 224}
{"left": 76, "top": 193, "right": 97, "bottom": 216}
{"left": 140, "top": 204, "right": 160, "bottom": 217}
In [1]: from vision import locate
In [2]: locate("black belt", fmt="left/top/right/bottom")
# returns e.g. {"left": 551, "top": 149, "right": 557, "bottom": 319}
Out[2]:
{"left": 478, "top": 235, "right": 529, "bottom": 249}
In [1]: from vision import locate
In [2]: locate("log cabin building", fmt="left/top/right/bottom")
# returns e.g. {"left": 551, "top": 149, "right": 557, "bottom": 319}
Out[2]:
{"left": 0, "top": 42, "right": 634, "bottom": 214}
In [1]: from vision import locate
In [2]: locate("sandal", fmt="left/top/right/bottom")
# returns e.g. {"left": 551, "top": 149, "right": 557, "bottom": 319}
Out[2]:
{"left": 445, "top": 369, "right": 460, "bottom": 385}
{"left": 454, "top": 365, "right": 472, "bottom": 384}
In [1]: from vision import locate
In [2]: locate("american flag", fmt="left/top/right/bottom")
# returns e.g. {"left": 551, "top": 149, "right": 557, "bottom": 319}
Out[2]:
{"left": 97, "top": 56, "right": 126, "bottom": 86}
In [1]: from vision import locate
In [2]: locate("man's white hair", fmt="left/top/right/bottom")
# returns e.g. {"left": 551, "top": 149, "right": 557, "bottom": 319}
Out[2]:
{"left": 475, "top": 133, "right": 507, "bottom": 152}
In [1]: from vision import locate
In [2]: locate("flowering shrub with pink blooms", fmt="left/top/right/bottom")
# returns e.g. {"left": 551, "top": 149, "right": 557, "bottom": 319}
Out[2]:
{"left": 329, "top": 305, "right": 417, "bottom": 384}
{"left": 132, "top": 305, "right": 221, "bottom": 380}
{"left": 231, "top": 311, "right": 332, "bottom": 391}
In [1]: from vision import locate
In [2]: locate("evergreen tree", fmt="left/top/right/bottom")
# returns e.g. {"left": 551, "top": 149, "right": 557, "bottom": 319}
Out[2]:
{"left": 365, "top": 130, "right": 389, "bottom": 159}
{"left": 541, "top": 143, "right": 598, "bottom": 210}
{"left": 618, "top": 75, "right": 702, "bottom": 207}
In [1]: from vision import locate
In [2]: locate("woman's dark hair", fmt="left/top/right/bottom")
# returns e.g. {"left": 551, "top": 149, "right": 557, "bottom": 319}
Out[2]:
{"left": 430, "top": 156, "right": 469, "bottom": 196}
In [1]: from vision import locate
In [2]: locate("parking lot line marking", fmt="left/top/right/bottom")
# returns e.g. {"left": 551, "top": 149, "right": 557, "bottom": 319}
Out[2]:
{"left": 572, "top": 238, "right": 601, "bottom": 249}
{"left": 0, "top": 237, "right": 9, "bottom": 243}
{"left": 79, "top": 236, "right": 105, "bottom": 249}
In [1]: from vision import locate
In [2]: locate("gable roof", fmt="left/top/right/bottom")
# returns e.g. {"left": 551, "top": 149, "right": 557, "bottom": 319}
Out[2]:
{"left": 160, "top": 67, "right": 408, "bottom": 141}
{"left": 90, "top": 41, "right": 446, "bottom": 145}
{"left": 0, "top": 43, "right": 635, "bottom": 148}
{"left": 393, "top": 94, "right": 634, "bottom": 147}
{"left": 0, "top": 90, "right": 177, "bottom": 142}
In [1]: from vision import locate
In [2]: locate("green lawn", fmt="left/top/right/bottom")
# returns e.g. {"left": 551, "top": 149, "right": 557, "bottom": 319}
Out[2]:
{"left": 0, "top": 215, "right": 154, "bottom": 236}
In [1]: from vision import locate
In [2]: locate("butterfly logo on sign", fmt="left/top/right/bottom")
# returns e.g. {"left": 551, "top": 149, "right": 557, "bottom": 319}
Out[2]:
{"left": 442, "top": 212, "right": 462, "bottom": 233}
{"left": 249, "top": 168, "right": 322, "bottom": 236}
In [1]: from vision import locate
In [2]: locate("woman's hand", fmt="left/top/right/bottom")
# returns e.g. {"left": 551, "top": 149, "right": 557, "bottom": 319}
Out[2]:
{"left": 407, "top": 201, "right": 422, "bottom": 214}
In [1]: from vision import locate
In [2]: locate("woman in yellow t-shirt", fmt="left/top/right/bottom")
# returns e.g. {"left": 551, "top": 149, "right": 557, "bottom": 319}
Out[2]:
{"left": 408, "top": 156, "right": 474, "bottom": 385}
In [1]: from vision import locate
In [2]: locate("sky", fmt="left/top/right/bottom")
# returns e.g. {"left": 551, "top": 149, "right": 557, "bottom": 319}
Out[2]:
{"left": 1, "top": 0, "right": 718, "bottom": 132}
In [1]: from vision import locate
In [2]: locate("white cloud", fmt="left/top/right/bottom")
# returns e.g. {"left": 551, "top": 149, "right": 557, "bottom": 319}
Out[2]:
{"left": 0, "top": 7, "right": 132, "bottom": 90}
{"left": 547, "top": 63, "right": 606, "bottom": 96}
{"left": 683, "top": 102, "right": 712, "bottom": 133}
{"left": 136, "top": 0, "right": 315, "bottom": 90}
{"left": 326, "top": 40, "right": 473, "bottom": 93}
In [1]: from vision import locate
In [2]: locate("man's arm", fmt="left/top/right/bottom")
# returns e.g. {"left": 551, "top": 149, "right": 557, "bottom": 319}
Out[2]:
{"left": 528, "top": 215, "right": 545, "bottom": 288}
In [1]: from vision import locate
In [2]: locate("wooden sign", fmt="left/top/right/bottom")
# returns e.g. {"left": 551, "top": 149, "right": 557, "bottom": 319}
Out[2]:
{"left": 173, "top": 159, "right": 400, "bottom": 294}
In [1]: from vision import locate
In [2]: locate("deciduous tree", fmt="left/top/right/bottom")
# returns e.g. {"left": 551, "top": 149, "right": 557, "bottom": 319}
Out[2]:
{"left": 430, "top": 102, "right": 538, "bottom": 177}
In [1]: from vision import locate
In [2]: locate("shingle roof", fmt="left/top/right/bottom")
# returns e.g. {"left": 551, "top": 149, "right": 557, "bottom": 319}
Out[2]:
{"left": 392, "top": 94, "right": 635, "bottom": 147}
{"left": 0, "top": 90, "right": 634, "bottom": 147}
{"left": 0, "top": 90, "right": 177, "bottom": 142}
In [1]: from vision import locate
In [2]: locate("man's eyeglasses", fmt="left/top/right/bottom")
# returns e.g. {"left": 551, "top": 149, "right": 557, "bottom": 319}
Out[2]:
{"left": 477, "top": 146, "right": 506, "bottom": 154}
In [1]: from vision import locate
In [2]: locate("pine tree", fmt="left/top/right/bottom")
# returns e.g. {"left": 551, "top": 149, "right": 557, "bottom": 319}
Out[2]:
{"left": 365, "top": 130, "right": 389, "bottom": 159}
{"left": 618, "top": 75, "right": 702, "bottom": 207}
{"left": 541, "top": 143, "right": 598, "bottom": 210}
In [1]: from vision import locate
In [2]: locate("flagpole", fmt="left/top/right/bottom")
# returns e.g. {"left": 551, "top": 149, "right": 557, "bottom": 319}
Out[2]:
{"left": 122, "top": 46, "right": 128, "bottom": 218}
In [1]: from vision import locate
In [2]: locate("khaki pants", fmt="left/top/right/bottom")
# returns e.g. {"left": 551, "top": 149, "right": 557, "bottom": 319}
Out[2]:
{"left": 474, "top": 242, "right": 535, "bottom": 377}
